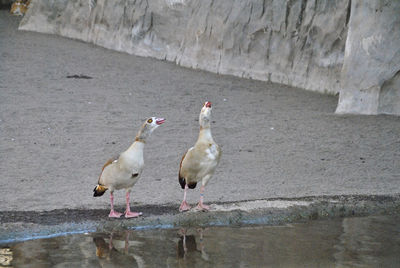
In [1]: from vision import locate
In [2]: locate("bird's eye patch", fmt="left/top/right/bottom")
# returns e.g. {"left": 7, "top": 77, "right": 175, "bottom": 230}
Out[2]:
{"left": 147, "top": 119, "right": 153, "bottom": 124}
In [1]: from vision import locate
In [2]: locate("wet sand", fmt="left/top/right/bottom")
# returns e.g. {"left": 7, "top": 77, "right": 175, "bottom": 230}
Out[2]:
{"left": 1, "top": 11, "right": 400, "bottom": 233}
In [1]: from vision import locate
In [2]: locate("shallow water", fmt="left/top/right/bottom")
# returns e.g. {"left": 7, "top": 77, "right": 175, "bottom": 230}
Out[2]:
{"left": 1, "top": 215, "right": 399, "bottom": 267}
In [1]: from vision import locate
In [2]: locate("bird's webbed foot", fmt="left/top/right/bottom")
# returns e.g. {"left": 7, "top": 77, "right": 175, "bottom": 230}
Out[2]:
{"left": 124, "top": 211, "right": 143, "bottom": 218}
{"left": 108, "top": 210, "right": 123, "bottom": 218}
{"left": 196, "top": 202, "right": 210, "bottom": 211}
{"left": 179, "top": 200, "right": 191, "bottom": 212}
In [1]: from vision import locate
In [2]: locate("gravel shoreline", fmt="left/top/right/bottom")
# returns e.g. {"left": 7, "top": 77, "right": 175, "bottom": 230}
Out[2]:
{"left": 1, "top": 194, "right": 399, "bottom": 244}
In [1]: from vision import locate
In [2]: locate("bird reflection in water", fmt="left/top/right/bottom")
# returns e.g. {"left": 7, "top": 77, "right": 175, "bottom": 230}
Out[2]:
{"left": 0, "top": 248, "right": 13, "bottom": 267}
{"left": 93, "top": 231, "right": 139, "bottom": 268}
{"left": 177, "top": 228, "right": 209, "bottom": 262}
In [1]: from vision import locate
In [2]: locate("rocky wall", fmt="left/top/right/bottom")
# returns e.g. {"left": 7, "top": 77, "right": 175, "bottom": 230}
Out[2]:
{"left": 19, "top": 0, "right": 400, "bottom": 115}
{"left": 335, "top": 0, "right": 400, "bottom": 115}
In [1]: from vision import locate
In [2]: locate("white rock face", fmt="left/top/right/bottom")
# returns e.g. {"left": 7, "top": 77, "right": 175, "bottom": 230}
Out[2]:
{"left": 336, "top": 0, "right": 400, "bottom": 115}
{"left": 20, "top": 0, "right": 400, "bottom": 115}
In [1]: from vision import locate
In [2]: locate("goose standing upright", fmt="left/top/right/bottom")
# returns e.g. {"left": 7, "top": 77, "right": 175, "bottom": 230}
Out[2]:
{"left": 93, "top": 117, "right": 165, "bottom": 218}
{"left": 178, "top": 101, "right": 221, "bottom": 211}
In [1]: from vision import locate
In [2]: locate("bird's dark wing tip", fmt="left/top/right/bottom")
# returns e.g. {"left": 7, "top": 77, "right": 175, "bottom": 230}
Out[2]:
{"left": 179, "top": 177, "right": 186, "bottom": 189}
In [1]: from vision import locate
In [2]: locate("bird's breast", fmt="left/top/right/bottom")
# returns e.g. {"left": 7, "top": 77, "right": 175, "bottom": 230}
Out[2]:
{"left": 205, "top": 144, "right": 218, "bottom": 160}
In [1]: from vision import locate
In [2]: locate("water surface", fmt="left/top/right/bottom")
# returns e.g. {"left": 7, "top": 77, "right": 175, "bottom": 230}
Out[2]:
{"left": 1, "top": 215, "right": 399, "bottom": 267}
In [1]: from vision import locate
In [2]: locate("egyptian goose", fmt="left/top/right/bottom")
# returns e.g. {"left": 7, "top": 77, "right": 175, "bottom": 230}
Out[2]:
{"left": 93, "top": 233, "right": 138, "bottom": 266}
{"left": 178, "top": 101, "right": 221, "bottom": 211}
{"left": 177, "top": 229, "right": 209, "bottom": 261}
{"left": 10, "top": 0, "right": 29, "bottom": 16}
{"left": 93, "top": 117, "right": 165, "bottom": 218}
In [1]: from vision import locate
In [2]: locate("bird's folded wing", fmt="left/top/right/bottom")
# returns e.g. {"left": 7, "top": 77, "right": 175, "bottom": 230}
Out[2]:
{"left": 98, "top": 155, "right": 119, "bottom": 184}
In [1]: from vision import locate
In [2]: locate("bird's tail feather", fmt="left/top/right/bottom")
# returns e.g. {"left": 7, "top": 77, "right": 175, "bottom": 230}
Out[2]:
{"left": 179, "top": 175, "right": 197, "bottom": 189}
{"left": 179, "top": 176, "right": 186, "bottom": 189}
{"left": 93, "top": 184, "right": 108, "bottom": 197}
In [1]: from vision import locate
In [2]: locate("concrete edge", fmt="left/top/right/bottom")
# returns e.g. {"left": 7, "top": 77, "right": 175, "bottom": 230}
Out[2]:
{"left": 1, "top": 194, "right": 399, "bottom": 244}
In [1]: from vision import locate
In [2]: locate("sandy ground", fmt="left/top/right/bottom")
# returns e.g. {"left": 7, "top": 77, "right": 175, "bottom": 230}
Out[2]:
{"left": 1, "top": 11, "right": 400, "bottom": 215}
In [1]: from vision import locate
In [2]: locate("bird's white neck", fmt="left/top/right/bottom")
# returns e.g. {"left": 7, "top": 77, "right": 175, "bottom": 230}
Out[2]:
{"left": 127, "top": 140, "right": 145, "bottom": 153}
{"left": 135, "top": 122, "right": 153, "bottom": 143}
{"left": 197, "top": 127, "right": 214, "bottom": 144}
{"left": 119, "top": 140, "right": 145, "bottom": 171}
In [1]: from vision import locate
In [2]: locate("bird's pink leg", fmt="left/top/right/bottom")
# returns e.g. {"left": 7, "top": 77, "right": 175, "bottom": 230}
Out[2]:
{"left": 124, "top": 231, "right": 130, "bottom": 253}
{"left": 125, "top": 191, "right": 142, "bottom": 218}
{"left": 109, "top": 232, "right": 114, "bottom": 250}
{"left": 108, "top": 192, "right": 123, "bottom": 218}
{"left": 179, "top": 184, "right": 191, "bottom": 212}
{"left": 196, "top": 186, "right": 210, "bottom": 211}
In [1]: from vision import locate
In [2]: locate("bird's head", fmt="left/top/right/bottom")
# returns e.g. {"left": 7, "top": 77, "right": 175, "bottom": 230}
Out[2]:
{"left": 136, "top": 117, "right": 165, "bottom": 142}
{"left": 199, "top": 101, "right": 212, "bottom": 129}
{"left": 144, "top": 116, "right": 166, "bottom": 133}
{"left": 146, "top": 117, "right": 165, "bottom": 129}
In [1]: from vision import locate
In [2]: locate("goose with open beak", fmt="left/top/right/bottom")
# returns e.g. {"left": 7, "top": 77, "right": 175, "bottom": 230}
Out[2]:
{"left": 94, "top": 117, "right": 165, "bottom": 218}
